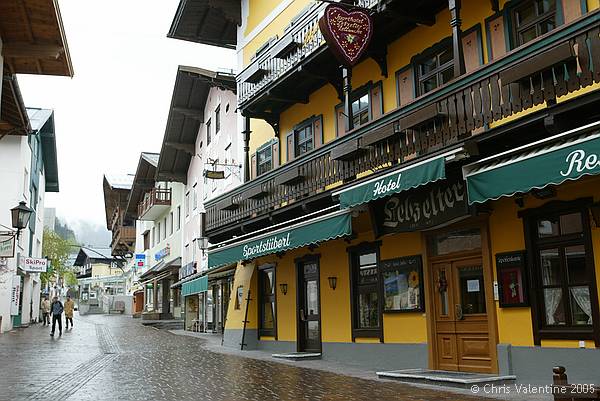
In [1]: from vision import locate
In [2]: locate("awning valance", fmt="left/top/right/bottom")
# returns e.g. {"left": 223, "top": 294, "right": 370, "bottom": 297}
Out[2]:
{"left": 207, "top": 210, "right": 352, "bottom": 269}
{"left": 464, "top": 123, "right": 600, "bottom": 204}
{"left": 182, "top": 276, "right": 208, "bottom": 297}
{"left": 333, "top": 149, "right": 464, "bottom": 209}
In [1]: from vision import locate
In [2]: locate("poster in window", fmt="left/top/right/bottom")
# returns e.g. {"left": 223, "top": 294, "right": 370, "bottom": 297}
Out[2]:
{"left": 381, "top": 255, "right": 424, "bottom": 312}
{"left": 495, "top": 251, "right": 529, "bottom": 307}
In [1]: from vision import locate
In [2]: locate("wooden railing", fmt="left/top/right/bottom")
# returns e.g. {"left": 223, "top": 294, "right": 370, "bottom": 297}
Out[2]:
{"left": 138, "top": 188, "right": 172, "bottom": 219}
{"left": 206, "top": 11, "right": 600, "bottom": 234}
{"left": 237, "top": 0, "right": 378, "bottom": 106}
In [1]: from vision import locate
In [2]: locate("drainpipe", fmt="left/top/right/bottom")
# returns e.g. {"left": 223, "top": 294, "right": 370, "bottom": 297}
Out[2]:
{"left": 242, "top": 117, "right": 251, "bottom": 182}
{"left": 342, "top": 67, "right": 354, "bottom": 132}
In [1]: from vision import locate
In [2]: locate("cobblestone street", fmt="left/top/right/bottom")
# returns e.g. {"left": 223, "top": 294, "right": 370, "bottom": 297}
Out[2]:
{"left": 0, "top": 314, "right": 497, "bottom": 401}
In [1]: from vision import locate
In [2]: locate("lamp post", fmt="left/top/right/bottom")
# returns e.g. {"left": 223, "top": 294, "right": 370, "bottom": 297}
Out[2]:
{"left": 10, "top": 201, "right": 34, "bottom": 240}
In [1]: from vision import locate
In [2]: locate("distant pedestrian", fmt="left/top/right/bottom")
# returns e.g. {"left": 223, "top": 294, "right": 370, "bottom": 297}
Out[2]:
{"left": 64, "top": 296, "right": 74, "bottom": 329}
{"left": 50, "top": 296, "right": 63, "bottom": 336}
{"left": 41, "top": 296, "right": 50, "bottom": 325}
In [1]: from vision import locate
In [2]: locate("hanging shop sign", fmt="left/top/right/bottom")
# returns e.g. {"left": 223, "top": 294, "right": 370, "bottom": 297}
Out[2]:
{"left": 495, "top": 251, "right": 529, "bottom": 307}
{"left": 318, "top": 3, "right": 374, "bottom": 67}
{"left": 381, "top": 255, "right": 425, "bottom": 313}
{"left": 18, "top": 256, "right": 48, "bottom": 273}
{"left": 135, "top": 254, "right": 146, "bottom": 269}
{"left": 10, "top": 275, "right": 21, "bottom": 315}
{"left": 155, "top": 244, "right": 171, "bottom": 261}
{"left": 372, "top": 176, "right": 471, "bottom": 236}
{"left": 0, "top": 234, "right": 15, "bottom": 258}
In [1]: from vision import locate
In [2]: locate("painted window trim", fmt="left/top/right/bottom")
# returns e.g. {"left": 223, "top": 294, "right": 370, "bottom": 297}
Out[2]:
{"left": 256, "top": 139, "right": 275, "bottom": 177}
{"left": 395, "top": 64, "right": 416, "bottom": 108}
{"left": 411, "top": 36, "right": 454, "bottom": 97}
{"left": 504, "top": 0, "right": 567, "bottom": 51}
{"left": 258, "top": 263, "right": 277, "bottom": 338}
{"left": 334, "top": 80, "right": 383, "bottom": 136}
{"left": 464, "top": 22, "right": 485, "bottom": 67}
{"left": 288, "top": 114, "right": 322, "bottom": 158}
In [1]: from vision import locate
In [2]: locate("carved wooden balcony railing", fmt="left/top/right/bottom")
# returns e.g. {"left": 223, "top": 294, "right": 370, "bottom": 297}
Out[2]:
{"left": 111, "top": 224, "right": 136, "bottom": 256}
{"left": 237, "top": 0, "right": 378, "bottom": 107}
{"left": 138, "top": 188, "right": 172, "bottom": 221}
{"left": 207, "top": 11, "right": 600, "bottom": 235}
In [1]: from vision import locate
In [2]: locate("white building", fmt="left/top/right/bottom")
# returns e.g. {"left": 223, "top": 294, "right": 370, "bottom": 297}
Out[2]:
{"left": 155, "top": 66, "right": 241, "bottom": 332}
{"left": 0, "top": 108, "right": 59, "bottom": 332}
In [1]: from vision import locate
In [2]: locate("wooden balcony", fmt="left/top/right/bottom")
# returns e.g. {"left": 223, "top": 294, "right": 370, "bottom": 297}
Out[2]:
{"left": 206, "top": 11, "right": 600, "bottom": 242}
{"left": 138, "top": 188, "right": 172, "bottom": 221}
{"left": 111, "top": 224, "right": 136, "bottom": 257}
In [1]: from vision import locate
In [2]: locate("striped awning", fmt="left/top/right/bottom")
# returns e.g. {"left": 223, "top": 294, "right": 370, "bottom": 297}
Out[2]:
{"left": 182, "top": 275, "right": 208, "bottom": 297}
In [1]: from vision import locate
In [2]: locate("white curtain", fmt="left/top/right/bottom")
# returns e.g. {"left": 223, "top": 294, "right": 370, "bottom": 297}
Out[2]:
{"left": 544, "top": 288, "right": 562, "bottom": 325}
{"left": 570, "top": 287, "right": 593, "bottom": 324}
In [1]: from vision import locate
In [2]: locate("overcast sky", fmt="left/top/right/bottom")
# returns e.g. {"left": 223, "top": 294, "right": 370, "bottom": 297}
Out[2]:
{"left": 18, "top": 0, "right": 235, "bottom": 242}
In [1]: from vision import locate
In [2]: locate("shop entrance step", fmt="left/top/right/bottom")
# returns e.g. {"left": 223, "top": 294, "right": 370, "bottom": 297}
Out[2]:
{"left": 376, "top": 369, "right": 516, "bottom": 389}
{"left": 272, "top": 352, "right": 322, "bottom": 361}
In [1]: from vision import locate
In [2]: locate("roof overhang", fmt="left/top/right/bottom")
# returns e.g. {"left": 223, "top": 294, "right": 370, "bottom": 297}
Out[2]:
{"left": 103, "top": 175, "right": 133, "bottom": 229}
{"left": 125, "top": 152, "right": 159, "bottom": 218}
{"left": 168, "top": 0, "right": 239, "bottom": 49}
{"left": 27, "top": 108, "right": 59, "bottom": 192}
{"left": 0, "top": 0, "right": 73, "bottom": 77}
{"left": 156, "top": 66, "right": 236, "bottom": 184}
{"left": 1, "top": 75, "right": 30, "bottom": 138}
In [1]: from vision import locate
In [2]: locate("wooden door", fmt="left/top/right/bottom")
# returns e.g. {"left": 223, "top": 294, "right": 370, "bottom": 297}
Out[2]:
{"left": 298, "top": 261, "right": 321, "bottom": 352}
{"left": 432, "top": 257, "right": 493, "bottom": 372}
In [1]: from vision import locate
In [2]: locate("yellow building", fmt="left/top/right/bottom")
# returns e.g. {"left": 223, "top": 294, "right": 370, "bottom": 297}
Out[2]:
{"left": 170, "top": 0, "right": 600, "bottom": 384}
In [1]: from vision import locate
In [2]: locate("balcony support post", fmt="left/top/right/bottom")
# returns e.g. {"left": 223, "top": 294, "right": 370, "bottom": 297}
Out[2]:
{"left": 449, "top": 0, "right": 466, "bottom": 78}
{"left": 243, "top": 116, "right": 251, "bottom": 182}
{"left": 342, "top": 67, "right": 354, "bottom": 132}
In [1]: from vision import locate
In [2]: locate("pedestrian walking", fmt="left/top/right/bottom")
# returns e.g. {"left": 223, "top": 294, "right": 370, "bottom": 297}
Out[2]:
{"left": 50, "top": 296, "right": 64, "bottom": 336}
{"left": 41, "top": 296, "right": 50, "bottom": 325}
{"left": 64, "top": 296, "right": 74, "bottom": 330}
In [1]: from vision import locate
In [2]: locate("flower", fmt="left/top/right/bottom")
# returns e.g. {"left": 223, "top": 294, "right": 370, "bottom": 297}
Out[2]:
{"left": 409, "top": 271, "right": 419, "bottom": 288}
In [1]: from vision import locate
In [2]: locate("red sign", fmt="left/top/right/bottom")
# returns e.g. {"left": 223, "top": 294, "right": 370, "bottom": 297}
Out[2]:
{"left": 318, "top": 4, "right": 374, "bottom": 67}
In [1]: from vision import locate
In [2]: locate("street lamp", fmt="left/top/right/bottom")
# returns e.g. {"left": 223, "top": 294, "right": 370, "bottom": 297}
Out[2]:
{"left": 10, "top": 201, "right": 33, "bottom": 239}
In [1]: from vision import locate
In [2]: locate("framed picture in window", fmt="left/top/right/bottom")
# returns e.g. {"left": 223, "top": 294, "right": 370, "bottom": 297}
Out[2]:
{"left": 381, "top": 255, "right": 425, "bottom": 313}
{"left": 496, "top": 251, "right": 529, "bottom": 307}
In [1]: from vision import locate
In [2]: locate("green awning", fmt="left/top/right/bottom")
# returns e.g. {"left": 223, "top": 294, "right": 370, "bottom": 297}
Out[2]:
{"left": 181, "top": 275, "right": 208, "bottom": 297}
{"left": 464, "top": 127, "right": 600, "bottom": 204}
{"left": 334, "top": 155, "right": 446, "bottom": 209}
{"left": 208, "top": 210, "right": 352, "bottom": 269}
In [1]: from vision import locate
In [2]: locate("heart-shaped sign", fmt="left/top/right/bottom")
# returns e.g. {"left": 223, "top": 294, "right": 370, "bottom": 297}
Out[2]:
{"left": 319, "top": 4, "right": 374, "bottom": 67}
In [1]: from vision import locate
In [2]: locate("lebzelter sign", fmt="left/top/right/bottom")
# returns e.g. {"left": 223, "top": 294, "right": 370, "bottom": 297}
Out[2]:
{"left": 318, "top": 4, "right": 373, "bottom": 67}
{"left": 19, "top": 256, "right": 48, "bottom": 273}
{"left": 0, "top": 234, "right": 15, "bottom": 258}
{"left": 372, "top": 176, "right": 471, "bottom": 235}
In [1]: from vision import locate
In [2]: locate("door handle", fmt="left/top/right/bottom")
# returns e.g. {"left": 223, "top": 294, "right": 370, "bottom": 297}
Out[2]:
{"left": 300, "top": 309, "right": 306, "bottom": 321}
{"left": 455, "top": 304, "right": 464, "bottom": 320}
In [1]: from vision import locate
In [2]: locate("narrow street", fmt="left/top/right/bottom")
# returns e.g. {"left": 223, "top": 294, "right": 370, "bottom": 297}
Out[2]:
{"left": 0, "top": 314, "right": 491, "bottom": 401}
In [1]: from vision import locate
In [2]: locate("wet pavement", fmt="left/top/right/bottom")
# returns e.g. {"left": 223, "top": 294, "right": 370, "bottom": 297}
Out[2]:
{"left": 0, "top": 314, "right": 499, "bottom": 401}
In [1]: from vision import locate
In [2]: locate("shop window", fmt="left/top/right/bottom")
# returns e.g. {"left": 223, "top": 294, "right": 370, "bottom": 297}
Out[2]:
{"left": 523, "top": 202, "right": 600, "bottom": 344}
{"left": 257, "top": 144, "right": 273, "bottom": 176}
{"left": 258, "top": 265, "right": 276, "bottom": 336}
{"left": 349, "top": 243, "right": 382, "bottom": 339}
{"left": 294, "top": 124, "right": 313, "bottom": 157}
{"left": 512, "top": 0, "right": 557, "bottom": 46}
{"left": 416, "top": 43, "right": 454, "bottom": 95}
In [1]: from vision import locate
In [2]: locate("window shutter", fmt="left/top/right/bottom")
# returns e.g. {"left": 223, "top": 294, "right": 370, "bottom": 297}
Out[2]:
{"left": 486, "top": 15, "right": 507, "bottom": 61}
{"left": 286, "top": 131, "right": 295, "bottom": 162}
{"left": 562, "top": 1, "right": 583, "bottom": 23}
{"left": 462, "top": 27, "right": 483, "bottom": 73}
{"left": 335, "top": 103, "right": 346, "bottom": 137}
{"left": 271, "top": 138, "right": 280, "bottom": 168}
{"left": 396, "top": 66, "right": 414, "bottom": 107}
{"left": 250, "top": 153, "right": 257, "bottom": 179}
{"left": 369, "top": 82, "right": 383, "bottom": 120}
{"left": 312, "top": 115, "right": 324, "bottom": 148}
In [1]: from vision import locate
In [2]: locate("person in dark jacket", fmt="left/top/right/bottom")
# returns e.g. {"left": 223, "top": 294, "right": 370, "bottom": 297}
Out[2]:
{"left": 50, "top": 296, "right": 64, "bottom": 336}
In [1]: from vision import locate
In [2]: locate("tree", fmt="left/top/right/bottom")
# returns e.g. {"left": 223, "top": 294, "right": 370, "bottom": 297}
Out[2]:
{"left": 41, "top": 228, "right": 78, "bottom": 287}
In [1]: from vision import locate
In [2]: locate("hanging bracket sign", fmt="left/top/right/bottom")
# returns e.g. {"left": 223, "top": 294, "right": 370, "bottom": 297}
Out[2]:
{"left": 318, "top": 4, "right": 374, "bottom": 67}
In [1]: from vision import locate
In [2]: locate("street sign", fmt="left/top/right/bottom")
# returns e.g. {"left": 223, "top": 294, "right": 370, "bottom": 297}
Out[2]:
{"left": 10, "top": 275, "right": 20, "bottom": 315}
{"left": 19, "top": 256, "right": 48, "bottom": 273}
{"left": 0, "top": 234, "right": 15, "bottom": 258}
{"left": 135, "top": 253, "right": 146, "bottom": 269}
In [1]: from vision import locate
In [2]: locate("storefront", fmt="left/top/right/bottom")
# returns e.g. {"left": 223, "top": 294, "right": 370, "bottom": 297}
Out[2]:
{"left": 181, "top": 275, "right": 208, "bottom": 331}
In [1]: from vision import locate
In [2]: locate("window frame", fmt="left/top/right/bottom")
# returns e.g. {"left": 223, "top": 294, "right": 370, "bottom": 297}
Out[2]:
{"left": 256, "top": 142, "right": 273, "bottom": 177}
{"left": 511, "top": 0, "right": 559, "bottom": 47}
{"left": 521, "top": 198, "right": 600, "bottom": 346}
{"left": 206, "top": 119, "right": 212, "bottom": 146}
{"left": 348, "top": 241, "right": 383, "bottom": 341}
{"left": 350, "top": 88, "right": 371, "bottom": 129}
{"left": 413, "top": 37, "right": 454, "bottom": 97}
{"left": 258, "top": 263, "right": 277, "bottom": 337}
{"left": 294, "top": 121, "right": 314, "bottom": 158}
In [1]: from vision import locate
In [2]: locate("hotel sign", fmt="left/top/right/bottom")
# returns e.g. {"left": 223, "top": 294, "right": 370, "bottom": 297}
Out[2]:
{"left": 318, "top": 4, "right": 374, "bottom": 67}
{"left": 372, "top": 176, "right": 471, "bottom": 235}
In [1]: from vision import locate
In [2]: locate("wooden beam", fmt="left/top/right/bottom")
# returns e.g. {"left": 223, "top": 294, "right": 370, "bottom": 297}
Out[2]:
{"left": 266, "top": 90, "right": 309, "bottom": 104}
{"left": 165, "top": 141, "right": 195, "bottom": 155}
{"left": 3, "top": 43, "right": 64, "bottom": 59}
{"left": 172, "top": 106, "right": 204, "bottom": 121}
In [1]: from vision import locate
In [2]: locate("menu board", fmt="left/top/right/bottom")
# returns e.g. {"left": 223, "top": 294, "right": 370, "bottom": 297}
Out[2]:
{"left": 381, "top": 255, "right": 425, "bottom": 312}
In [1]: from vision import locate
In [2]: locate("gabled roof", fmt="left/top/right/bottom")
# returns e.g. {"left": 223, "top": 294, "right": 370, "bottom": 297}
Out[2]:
{"left": 0, "top": 0, "right": 73, "bottom": 77}
{"left": 168, "top": 0, "right": 239, "bottom": 49}
{"left": 103, "top": 174, "right": 134, "bottom": 229}
{"left": 156, "top": 66, "right": 236, "bottom": 184}
{"left": 126, "top": 152, "right": 160, "bottom": 218}
{"left": 0, "top": 75, "right": 30, "bottom": 138}
{"left": 73, "top": 247, "right": 113, "bottom": 266}
{"left": 27, "top": 107, "right": 59, "bottom": 192}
